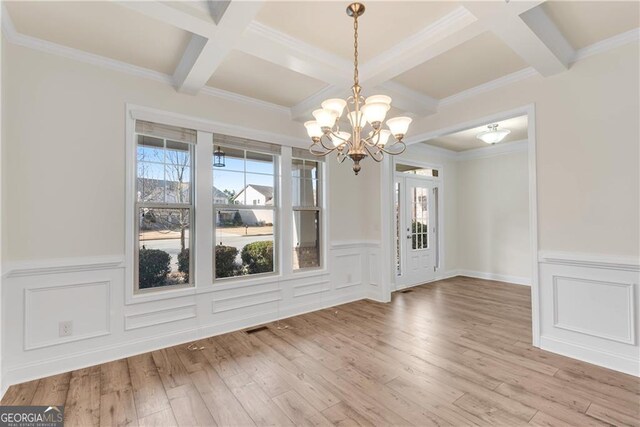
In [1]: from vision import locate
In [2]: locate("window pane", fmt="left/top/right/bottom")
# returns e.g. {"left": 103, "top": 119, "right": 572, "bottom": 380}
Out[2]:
{"left": 293, "top": 210, "right": 320, "bottom": 270}
{"left": 292, "top": 178, "right": 302, "bottom": 206}
{"left": 137, "top": 162, "right": 165, "bottom": 203}
{"left": 165, "top": 165, "right": 191, "bottom": 204}
{"left": 292, "top": 158, "right": 304, "bottom": 179}
{"left": 213, "top": 169, "right": 245, "bottom": 204}
{"left": 292, "top": 158, "right": 318, "bottom": 180}
{"left": 137, "top": 135, "right": 164, "bottom": 162}
{"left": 245, "top": 173, "right": 275, "bottom": 206}
{"left": 215, "top": 146, "right": 244, "bottom": 171}
{"left": 246, "top": 151, "right": 274, "bottom": 174}
{"left": 395, "top": 163, "right": 438, "bottom": 177}
{"left": 214, "top": 209, "right": 275, "bottom": 278}
{"left": 138, "top": 208, "right": 191, "bottom": 289}
{"left": 137, "top": 135, "right": 192, "bottom": 204}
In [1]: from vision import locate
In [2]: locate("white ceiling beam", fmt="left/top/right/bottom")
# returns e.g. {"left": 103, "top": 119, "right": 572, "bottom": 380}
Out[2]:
{"left": 173, "top": 1, "right": 264, "bottom": 95}
{"left": 290, "top": 7, "right": 479, "bottom": 121}
{"left": 237, "top": 22, "right": 352, "bottom": 86}
{"left": 118, "top": 1, "right": 216, "bottom": 38}
{"left": 463, "top": 1, "right": 572, "bottom": 77}
{"left": 360, "top": 6, "right": 480, "bottom": 87}
{"left": 376, "top": 82, "right": 438, "bottom": 117}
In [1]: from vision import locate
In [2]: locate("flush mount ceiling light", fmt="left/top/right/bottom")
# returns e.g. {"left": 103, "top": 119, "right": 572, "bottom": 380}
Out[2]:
{"left": 476, "top": 124, "right": 511, "bottom": 144}
{"left": 304, "top": 2, "right": 411, "bottom": 175}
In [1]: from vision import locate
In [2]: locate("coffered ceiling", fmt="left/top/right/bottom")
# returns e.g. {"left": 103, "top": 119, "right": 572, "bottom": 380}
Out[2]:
{"left": 5, "top": 1, "right": 191, "bottom": 75}
{"left": 392, "top": 31, "right": 529, "bottom": 99}
{"left": 255, "top": 1, "right": 459, "bottom": 63}
{"left": 2, "top": 0, "right": 639, "bottom": 151}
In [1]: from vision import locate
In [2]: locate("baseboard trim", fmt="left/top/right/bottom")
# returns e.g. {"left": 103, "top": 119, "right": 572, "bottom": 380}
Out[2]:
{"left": 2, "top": 291, "right": 365, "bottom": 390}
{"left": 457, "top": 270, "right": 531, "bottom": 286}
{"left": 540, "top": 335, "right": 639, "bottom": 377}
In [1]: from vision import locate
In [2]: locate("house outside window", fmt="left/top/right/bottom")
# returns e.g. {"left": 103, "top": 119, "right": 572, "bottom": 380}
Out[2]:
{"left": 291, "top": 154, "right": 322, "bottom": 270}
{"left": 134, "top": 120, "right": 195, "bottom": 292}
{"left": 212, "top": 139, "right": 279, "bottom": 279}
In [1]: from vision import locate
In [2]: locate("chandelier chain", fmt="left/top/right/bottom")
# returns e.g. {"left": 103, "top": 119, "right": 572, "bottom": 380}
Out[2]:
{"left": 353, "top": 13, "right": 359, "bottom": 87}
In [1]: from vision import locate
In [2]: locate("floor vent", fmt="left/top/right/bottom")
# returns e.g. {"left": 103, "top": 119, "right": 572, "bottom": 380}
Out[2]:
{"left": 245, "top": 326, "right": 269, "bottom": 334}
{"left": 400, "top": 289, "right": 414, "bottom": 294}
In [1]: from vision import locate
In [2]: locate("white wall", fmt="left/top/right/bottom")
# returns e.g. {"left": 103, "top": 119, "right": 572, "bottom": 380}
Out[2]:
{"left": 402, "top": 42, "right": 640, "bottom": 375}
{"left": 0, "top": 39, "right": 376, "bottom": 390}
{"left": 410, "top": 43, "right": 640, "bottom": 258}
{"left": 457, "top": 150, "right": 530, "bottom": 282}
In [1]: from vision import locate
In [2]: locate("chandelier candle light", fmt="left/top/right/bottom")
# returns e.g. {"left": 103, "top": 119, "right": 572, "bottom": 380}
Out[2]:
{"left": 304, "top": 2, "right": 412, "bottom": 175}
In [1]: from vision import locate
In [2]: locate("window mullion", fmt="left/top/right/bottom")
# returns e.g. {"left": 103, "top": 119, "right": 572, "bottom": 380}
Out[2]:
{"left": 195, "top": 131, "right": 213, "bottom": 288}
{"left": 280, "top": 146, "right": 293, "bottom": 274}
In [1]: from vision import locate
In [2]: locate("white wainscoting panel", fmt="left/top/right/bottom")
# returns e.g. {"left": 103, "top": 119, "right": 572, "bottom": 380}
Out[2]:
{"left": 125, "top": 303, "right": 197, "bottom": 331}
{"left": 1, "top": 241, "right": 376, "bottom": 392}
{"left": 25, "top": 281, "right": 111, "bottom": 350}
{"left": 539, "top": 252, "right": 640, "bottom": 376}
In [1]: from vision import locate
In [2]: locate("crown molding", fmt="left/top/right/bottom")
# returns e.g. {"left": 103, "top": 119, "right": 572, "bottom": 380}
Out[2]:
{"left": 439, "top": 67, "right": 539, "bottom": 107}
{"left": 406, "top": 138, "right": 528, "bottom": 162}
{"left": 361, "top": 6, "right": 477, "bottom": 83}
{"left": 200, "top": 86, "right": 290, "bottom": 114}
{"left": 405, "top": 141, "right": 458, "bottom": 160}
{"left": 572, "top": 27, "right": 640, "bottom": 63}
{"left": 456, "top": 139, "right": 528, "bottom": 161}
{"left": 1, "top": 7, "right": 289, "bottom": 115}
{"left": 246, "top": 21, "right": 353, "bottom": 76}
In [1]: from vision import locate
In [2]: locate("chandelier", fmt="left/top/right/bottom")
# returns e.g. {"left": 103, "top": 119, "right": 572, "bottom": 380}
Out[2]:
{"left": 304, "top": 2, "right": 412, "bottom": 175}
{"left": 476, "top": 124, "right": 511, "bottom": 144}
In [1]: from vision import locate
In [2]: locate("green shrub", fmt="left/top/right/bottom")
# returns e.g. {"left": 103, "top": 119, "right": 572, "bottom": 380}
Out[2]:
{"left": 232, "top": 211, "right": 243, "bottom": 226}
{"left": 241, "top": 241, "right": 274, "bottom": 274}
{"left": 139, "top": 248, "right": 171, "bottom": 288}
{"left": 216, "top": 245, "right": 239, "bottom": 278}
{"left": 178, "top": 249, "right": 190, "bottom": 283}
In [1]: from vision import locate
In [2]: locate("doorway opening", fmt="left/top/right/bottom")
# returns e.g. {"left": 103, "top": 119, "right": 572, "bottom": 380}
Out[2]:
{"left": 385, "top": 104, "right": 539, "bottom": 346}
{"left": 394, "top": 162, "right": 441, "bottom": 290}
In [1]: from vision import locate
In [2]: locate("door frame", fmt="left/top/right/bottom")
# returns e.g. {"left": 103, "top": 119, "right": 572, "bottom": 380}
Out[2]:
{"left": 385, "top": 104, "right": 539, "bottom": 347}
{"left": 392, "top": 159, "right": 445, "bottom": 291}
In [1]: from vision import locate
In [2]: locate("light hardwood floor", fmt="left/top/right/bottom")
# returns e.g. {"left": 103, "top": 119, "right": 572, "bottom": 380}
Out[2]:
{"left": 2, "top": 277, "right": 639, "bottom": 426}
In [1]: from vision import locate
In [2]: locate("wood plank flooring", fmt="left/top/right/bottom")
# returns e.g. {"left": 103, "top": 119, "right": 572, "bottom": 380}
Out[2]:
{"left": 3, "top": 277, "right": 639, "bottom": 426}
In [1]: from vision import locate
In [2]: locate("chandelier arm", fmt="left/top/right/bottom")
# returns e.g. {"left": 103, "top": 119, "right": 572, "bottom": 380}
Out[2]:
{"left": 364, "top": 143, "right": 384, "bottom": 162}
{"left": 363, "top": 126, "right": 381, "bottom": 146}
{"left": 378, "top": 139, "right": 407, "bottom": 156}
{"left": 315, "top": 136, "right": 338, "bottom": 153}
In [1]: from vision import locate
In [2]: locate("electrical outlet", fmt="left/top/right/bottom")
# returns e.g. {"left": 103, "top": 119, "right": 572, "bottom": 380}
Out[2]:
{"left": 59, "top": 321, "right": 73, "bottom": 337}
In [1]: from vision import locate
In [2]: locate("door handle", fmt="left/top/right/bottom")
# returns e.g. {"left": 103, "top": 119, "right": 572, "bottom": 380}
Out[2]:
{"left": 406, "top": 235, "right": 412, "bottom": 239}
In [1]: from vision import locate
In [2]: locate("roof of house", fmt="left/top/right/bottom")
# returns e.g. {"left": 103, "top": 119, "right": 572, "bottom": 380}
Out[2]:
{"left": 232, "top": 184, "right": 274, "bottom": 203}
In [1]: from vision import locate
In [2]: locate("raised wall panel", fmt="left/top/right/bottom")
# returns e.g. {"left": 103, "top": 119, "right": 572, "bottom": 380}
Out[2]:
{"left": 332, "top": 251, "right": 362, "bottom": 289}
{"left": 553, "top": 276, "right": 635, "bottom": 344}
{"left": 539, "top": 253, "right": 640, "bottom": 376}
{"left": 25, "top": 281, "right": 111, "bottom": 350}
{"left": 3, "top": 243, "right": 372, "bottom": 390}
{"left": 125, "top": 303, "right": 197, "bottom": 331}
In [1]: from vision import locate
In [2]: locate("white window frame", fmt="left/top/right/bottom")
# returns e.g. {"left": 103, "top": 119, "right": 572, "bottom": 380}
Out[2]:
{"left": 212, "top": 145, "right": 280, "bottom": 282}
{"left": 291, "top": 156, "right": 324, "bottom": 272}
{"left": 125, "top": 105, "right": 330, "bottom": 305}
{"left": 134, "top": 132, "right": 195, "bottom": 294}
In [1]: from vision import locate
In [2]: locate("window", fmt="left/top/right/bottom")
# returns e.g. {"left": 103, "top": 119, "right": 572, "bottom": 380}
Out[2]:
{"left": 135, "top": 121, "right": 195, "bottom": 291}
{"left": 213, "top": 143, "right": 277, "bottom": 279}
{"left": 396, "top": 164, "right": 439, "bottom": 177}
{"left": 292, "top": 157, "right": 321, "bottom": 270}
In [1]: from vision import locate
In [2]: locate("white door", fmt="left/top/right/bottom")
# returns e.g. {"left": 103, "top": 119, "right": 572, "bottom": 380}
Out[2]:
{"left": 396, "top": 176, "right": 438, "bottom": 289}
